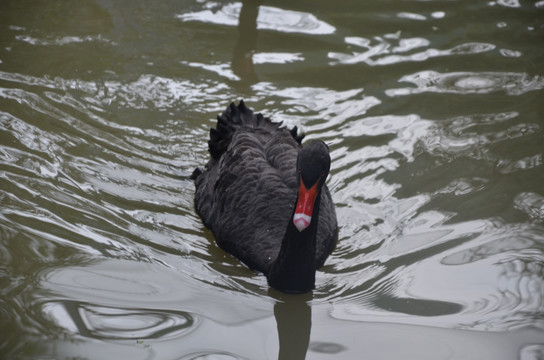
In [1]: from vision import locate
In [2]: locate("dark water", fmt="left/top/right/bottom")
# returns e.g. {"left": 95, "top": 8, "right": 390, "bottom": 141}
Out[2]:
{"left": 1, "top": 0, "right": 544, "bottom": 359}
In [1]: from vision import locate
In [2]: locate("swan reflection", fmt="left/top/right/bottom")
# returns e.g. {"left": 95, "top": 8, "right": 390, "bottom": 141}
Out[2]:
{"left": 232, "top": 0, "right": 261, "bottom": 83}
{"left": 270, "top": 290, "right": 312, "bottom": 360}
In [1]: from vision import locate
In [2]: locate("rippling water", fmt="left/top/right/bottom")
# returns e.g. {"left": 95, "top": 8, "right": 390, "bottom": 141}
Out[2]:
{"left": 1, "top": 0, "right": 543, "bottom": 359}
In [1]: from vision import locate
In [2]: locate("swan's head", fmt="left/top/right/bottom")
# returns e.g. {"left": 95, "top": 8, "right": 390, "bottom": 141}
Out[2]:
{"left": 293, "top": 140, "right": 331, "bottom": 232}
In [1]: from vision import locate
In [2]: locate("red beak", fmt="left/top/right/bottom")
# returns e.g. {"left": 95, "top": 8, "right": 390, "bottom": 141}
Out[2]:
{"left": 293, "top": 179, "right": 319, "bottom": 232}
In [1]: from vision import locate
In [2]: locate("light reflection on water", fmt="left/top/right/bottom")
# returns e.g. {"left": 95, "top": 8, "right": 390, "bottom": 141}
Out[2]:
{"left": 1, "top": 0, "right": 543, "bottom": 359}
{"left": 177, "top": 2, "right": 336, "bottom": 35}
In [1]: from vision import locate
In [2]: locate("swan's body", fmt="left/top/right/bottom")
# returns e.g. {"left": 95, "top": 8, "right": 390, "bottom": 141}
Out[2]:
{"left": 193, "top": 101, "right": 337, "bottom": 293}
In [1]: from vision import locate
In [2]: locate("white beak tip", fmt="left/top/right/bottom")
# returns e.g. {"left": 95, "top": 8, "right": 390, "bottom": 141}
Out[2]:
{"left": 293, "top": 213, "right": 311, "bottom": 232}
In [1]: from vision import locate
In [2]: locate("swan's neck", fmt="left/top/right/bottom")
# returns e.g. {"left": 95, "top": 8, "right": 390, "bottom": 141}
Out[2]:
{"left": 267, "top": 192, "right": 321, "bottom": 293}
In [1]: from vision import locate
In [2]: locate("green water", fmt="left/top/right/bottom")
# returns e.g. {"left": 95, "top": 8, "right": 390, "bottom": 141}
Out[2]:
{"left": 1, "top": 0, "right": 543, "bottom": 359}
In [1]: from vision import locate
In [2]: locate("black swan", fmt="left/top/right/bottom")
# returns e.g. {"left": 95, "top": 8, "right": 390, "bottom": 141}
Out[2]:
{"left": 193, "top": 101, "right": 337, "bottom": 293}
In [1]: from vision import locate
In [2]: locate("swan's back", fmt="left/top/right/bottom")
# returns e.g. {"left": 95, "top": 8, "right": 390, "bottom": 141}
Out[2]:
{"left": 194, "top": 101, "right": 336, "bottom": 273}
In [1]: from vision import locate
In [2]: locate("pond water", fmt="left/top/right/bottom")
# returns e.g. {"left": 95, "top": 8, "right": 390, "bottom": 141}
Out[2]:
{"left": 1, "top": 0, "right": 543, "bottom": 359}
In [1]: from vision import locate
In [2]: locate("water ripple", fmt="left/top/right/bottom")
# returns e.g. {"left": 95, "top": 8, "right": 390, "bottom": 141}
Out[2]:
{"left": 514, "top": 192, "right": 544, "bottom": 221}
{"left": 324, "top": 216, "right": 544, "bottom": 330}
{"left": 252, "top": 83, "right": 380, "bottom": 137}
{"left": 15, "top": 34, "right": 115, "bottom": 46}
{"left": 387, "top": 71, "right": 544, "bottom": 96}
{"left": 0, "top": 71, "right": 209, "bottom": 266}
{"left": 43, "top": 301, "right": 196, "bottom": 340}
{"left": 329, "top": 37, "right": 495, "bottom": 66}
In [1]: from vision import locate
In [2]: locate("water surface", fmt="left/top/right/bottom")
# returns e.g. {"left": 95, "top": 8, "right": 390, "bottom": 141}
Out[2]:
{"left": 1, "top": 0, "right": 543, "bottom": 359}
